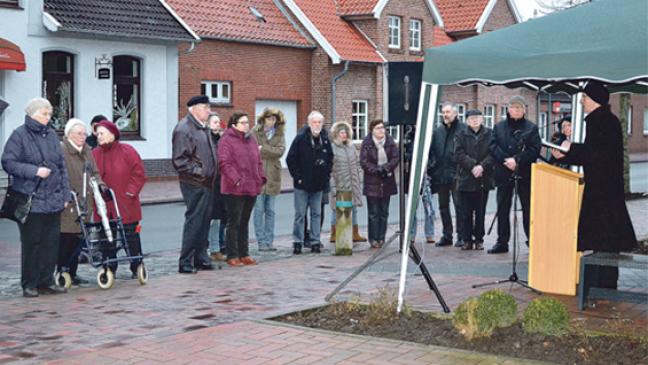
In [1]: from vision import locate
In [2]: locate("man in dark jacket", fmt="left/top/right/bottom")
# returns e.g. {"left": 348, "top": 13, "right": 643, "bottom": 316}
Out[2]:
{"left": 172, "top": 96, "right": 217, "bottom": 273}
{"left": 551, "top": 81, "right": 637, "bottom": 289}
{"left": 488, "top": 96, "right": 541, "bottom": 254}
{"left": 428, "top": 102, "right": 465, "bottom": 247}
{"left": 455, "top": 110, "right": 494, "bottom": 251}
{"left": 286, "top": 111, "right": 333, "bottom": 254}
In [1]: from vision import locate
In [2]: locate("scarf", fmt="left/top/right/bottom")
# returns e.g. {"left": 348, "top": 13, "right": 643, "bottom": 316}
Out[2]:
{"left": 373, "top": 136, "right": 387, "bottom": 166}
{"left": 264, "top": 126, "right": 275, "bottom": 141}
{"left": 67, "top": 139, "right": 83, "bottom": 153}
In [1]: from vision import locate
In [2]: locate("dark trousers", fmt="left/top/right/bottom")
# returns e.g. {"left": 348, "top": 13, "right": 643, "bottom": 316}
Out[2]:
{"left": 179, "top": 181, "right": 213, "bottom": 268}
{"left": 219, "top": 217, "right": 227, "bottom": 254}
{"left": 460, "top": 190, "right": 489, "bottom": 243}
{"left": 103, "top": 222, "right": 143, "bottom": 273}
{"left": 225, "top": 195, "right": 256, "bottom": 259}
{"left": 437, "top": 183, "right": 462, "bottom": 240}
{"left": 366, "top": 197, "right": 390, "bottom": 242}
{"left": 58, "top": 233, "right": 82, "bottom": 277}
{"left": 495, "top": 179, "right": 531, "bottom": 246}
{"left": 19, "top": 213, "right": 60, "bottom": 290}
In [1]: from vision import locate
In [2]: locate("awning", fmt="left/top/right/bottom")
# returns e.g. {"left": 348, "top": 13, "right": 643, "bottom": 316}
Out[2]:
{"left": 0, "top": 38, "right": 26, "bottom": 72}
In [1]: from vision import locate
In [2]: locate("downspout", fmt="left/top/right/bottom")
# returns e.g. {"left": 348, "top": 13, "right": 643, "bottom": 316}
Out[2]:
{"left": 331, "top": 61, "right": 350, "bottom": 123}
{"left": 183, "top": 41, "right": 196, "bottom": 54}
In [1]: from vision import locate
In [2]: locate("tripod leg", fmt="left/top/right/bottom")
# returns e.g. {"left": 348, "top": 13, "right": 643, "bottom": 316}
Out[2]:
{"left": 409, "top": 245, "right": 451, "bottom": 313}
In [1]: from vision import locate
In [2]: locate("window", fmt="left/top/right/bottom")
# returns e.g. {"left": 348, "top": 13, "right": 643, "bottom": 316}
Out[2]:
{"left": 500, "top": 105, "right": 509, "bottom": 120}
{"left": 0, "top": 0, "right": 20, "bottom": 7}
{"left": 627, "top": 105, "right": 633, "bottom": 135}
{"left": 409, "top": 19, "right": 421, "bottom": 51}
{"left": 42, "top": 51, "right": 74, "bottom": 131}
{"left": 483, "top": 104, "right": 495, "bottom": 128}
{"left": 201, "top": 81, "right": 231, "bottom": 104}
{"left": 112, "top": 56, "right": 141, "bottom": 135}
{"left": 386, "top": 123, "right": 399, "bottom": 142}
{"left": 436, "top": 103, "right": 444, "bottom": 127}
{"left": 539, "top": 112, "right": 548, "bottom": 139}
{"left": 643, "top": 108, "right": 648, "bottom": 135}
{"left": 352, "top": 100, "right": 368, "bottom": 141}
{"left": 457, "top": 103, "right": 466, "bottom": 123}
{"left": 388, "top": 16, "right": 401, "bottom": 49}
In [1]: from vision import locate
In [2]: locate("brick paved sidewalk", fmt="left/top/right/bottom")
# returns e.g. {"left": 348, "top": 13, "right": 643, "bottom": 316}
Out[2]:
{"left": 40, "top": 320, "right": 552, "bottom": 365}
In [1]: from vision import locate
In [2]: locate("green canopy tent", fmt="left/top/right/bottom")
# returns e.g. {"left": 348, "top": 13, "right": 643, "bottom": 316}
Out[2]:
{"left": 398, "top": 0, "right": 648, "bottom": 311}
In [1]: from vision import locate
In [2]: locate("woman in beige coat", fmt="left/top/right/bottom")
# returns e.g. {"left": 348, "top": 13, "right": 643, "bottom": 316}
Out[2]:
{"left": 58, "top": 118, "right": 104, "bottom": 285}
{"left": 329, "top": 121, "right": 366, "bottom": 243}
{"left": 252, "top": 107, "right": 286, "bottom": 251}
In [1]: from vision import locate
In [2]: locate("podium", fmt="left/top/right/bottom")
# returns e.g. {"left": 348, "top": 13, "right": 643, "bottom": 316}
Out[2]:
{"left": 528, "top": 163, "right": 584, "bottom": 295}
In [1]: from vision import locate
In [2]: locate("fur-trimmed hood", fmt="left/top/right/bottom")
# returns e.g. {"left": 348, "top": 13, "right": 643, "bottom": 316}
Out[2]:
{"left": 255, "top": 107, "right": 286, "bottom": 132}
{"left": 331, "top": 120, "right": 353, "bottom": 146}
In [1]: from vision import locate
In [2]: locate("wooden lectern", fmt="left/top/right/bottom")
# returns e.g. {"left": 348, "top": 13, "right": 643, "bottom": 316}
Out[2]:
{"left": 528, "top": 163, "right": 584, "bottom": 295}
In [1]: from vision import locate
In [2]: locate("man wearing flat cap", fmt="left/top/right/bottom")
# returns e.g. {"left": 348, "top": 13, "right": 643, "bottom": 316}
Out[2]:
{"left": 488, "top": 95, "right": 541, "bottom": 254}
{"left": 172, "top": 95, "right": 217, "bottom": 273}
{"left": 454, "top": 109, "right": 494, "bottom": 251}
{"left": 552, "top": 81, "right": 637, "bottom": 289}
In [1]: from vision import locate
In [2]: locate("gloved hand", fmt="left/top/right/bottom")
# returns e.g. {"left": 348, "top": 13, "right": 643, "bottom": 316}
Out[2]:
{"left": 99, "top": 184, "right": 113, "bottom": 201}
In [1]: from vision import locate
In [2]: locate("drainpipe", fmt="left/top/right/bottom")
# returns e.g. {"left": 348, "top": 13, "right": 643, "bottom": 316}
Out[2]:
{"left": 331, "top": 61, "right": 350, "bottom": 123}
{"left": 183, "top": 41, "right": 196, "bottom": 55}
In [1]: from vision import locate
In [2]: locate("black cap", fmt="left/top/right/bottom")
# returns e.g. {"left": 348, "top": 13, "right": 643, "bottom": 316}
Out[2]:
{"left": 584, "top": 81, "right": 609, "bottom": 105}
{"left": 187, "top": 95, "right": 210, "bottom": 107}
{"left": 465, "top": 109, "right": 482, "bottom": 117}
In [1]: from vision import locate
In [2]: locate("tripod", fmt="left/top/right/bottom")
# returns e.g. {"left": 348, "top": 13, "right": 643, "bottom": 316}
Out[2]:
{"left": 473, "top": 151, "right": 541, "bottom": 294}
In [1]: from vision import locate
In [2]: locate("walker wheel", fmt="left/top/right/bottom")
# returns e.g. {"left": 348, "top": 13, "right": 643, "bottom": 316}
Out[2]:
{"left": 136, "top": 263, "right": 148, "bottom": 285}
{"left": 97, "top": 267, "right": 115, "bottom": 290}
{"left": 54, "top": 272, "right": 73, "bottom": 289}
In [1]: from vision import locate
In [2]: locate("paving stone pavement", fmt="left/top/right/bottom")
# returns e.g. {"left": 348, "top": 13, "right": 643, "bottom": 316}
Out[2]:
{"left": 0, "top": 199, "right": 646, "bottom": 364}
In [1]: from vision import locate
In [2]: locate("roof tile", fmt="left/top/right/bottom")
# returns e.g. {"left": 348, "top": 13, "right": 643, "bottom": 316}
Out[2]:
{"left": 167, "top": 0, "right": 312, "bottom": 48}
{"left": 435, "top": 0, "right": 490, "bottom": 33}
{"left": 295, "top": 0, "right": 383, "bottom": 63}
{"left": 44, "top": 0, "right": 195, "bottom": 42}
{"left": 336, "top": 0, "right": 377, "bottom": 16}
{"left": 433, "top": 26, "right": 454, "bottom": 46}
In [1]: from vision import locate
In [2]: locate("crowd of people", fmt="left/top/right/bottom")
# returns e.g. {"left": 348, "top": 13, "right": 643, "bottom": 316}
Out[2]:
{"left": 2, "top": 82, "right": 636, "bottom": 296}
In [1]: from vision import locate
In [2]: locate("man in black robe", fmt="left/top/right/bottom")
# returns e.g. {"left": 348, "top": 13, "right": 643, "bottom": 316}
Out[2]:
{"left": 551, "top": 81, "right": 637, "bottom": 289}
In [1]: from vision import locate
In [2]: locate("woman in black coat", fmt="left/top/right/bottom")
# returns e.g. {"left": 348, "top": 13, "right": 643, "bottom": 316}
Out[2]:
{"left": 552, "top": 82, "right": 637, "bottom": 288}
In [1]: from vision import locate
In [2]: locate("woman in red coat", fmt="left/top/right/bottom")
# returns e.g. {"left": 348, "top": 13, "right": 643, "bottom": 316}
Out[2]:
{"left": 92, "top": 121, "right": 147, "bottom": 276}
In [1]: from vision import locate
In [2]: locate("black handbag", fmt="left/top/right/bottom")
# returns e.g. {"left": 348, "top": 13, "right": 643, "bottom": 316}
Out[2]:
{"left": 0, "top": 129, "right": 45, "bottom": 224}
{"left": 0, "top": 180, "right": 41, "bottom": 224}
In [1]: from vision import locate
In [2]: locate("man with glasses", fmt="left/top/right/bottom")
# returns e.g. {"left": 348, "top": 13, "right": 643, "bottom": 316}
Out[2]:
{"left": 172, "top": 95, "right": 217, "bottom": 273}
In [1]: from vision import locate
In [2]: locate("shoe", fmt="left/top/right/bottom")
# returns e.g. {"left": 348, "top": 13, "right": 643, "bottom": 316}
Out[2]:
{"left": 131, "top": 272, "right": 137, "bottom": 279}
{"left": 474, "top": 241, "right": 484, "bottom": 250}
{"left": 352, "top": 225, "right": 367, "bottom": 242}
{"left": 303, "top": 241, "right": 312, "bottom": 249}
{"left": 293, "top": 242, "right": 302, "bottom": 255}
{"left": 179, "top": 265, "right": 198, "bottom": 274}
{"left": 258, "top": 246, "right": 277, "bottom": 252}
{"left": 72, "top": 276, "right": 89, "bottom": 285}
{"left": 227, "top": 258, "right": 244, "bottom": 267}
{"left": 369, "top": 240, "right": 383, "bottom": 249}
{"left": 461, "top": 241, "right": 474, "bottom": 250}
{"left": 23, "top": 288, "right": 39, "bottom": 297}
{"left": 454, "top": 239, "right": 465, "bottom": 248}
{"left": 311, "top": 244, "right": 321, "bottom": 253}
{"left": 38, "top": 286, "right": 67, "bottom": 295}
{"left": 210, "top": 252, "right": 226, "bottom": 261}
{"left": 196, "top": 263, "right": 214, "bottom": 271}
{"left": 426, "top": 238, "right": 436, "bottom": 244}
{"left": 330, "top": 225, "right": 336, "bottom": 243}
{"left": 435, "top": 237, "right": 452, "bottom": 247}
{"left": 240, "top": 256, "right": 257, "bottom": 265}
{"left": 487, "top": 243, "right": 509, "bottom": 254}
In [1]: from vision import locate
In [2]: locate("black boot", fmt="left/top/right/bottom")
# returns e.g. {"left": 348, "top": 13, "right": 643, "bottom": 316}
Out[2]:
{"left": 293, "top": 242, "right": 302, "bottom": 255}
{"left": 487, "top": 243, "right": 509, "bottom": 254}
{"left": 461, "top": 241, "right": 474, "bottom": 250}
{"left": 311, "top": 244, "right": 321, "bottom": 253}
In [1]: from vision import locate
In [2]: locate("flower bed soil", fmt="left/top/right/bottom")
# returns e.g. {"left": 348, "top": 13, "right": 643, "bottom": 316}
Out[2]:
{"left": 274, "top": 303, "right": 648, "bottom": 365}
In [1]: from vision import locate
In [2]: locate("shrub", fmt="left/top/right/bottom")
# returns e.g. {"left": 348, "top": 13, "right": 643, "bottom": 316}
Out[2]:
{"left": 522, "top": 297, "right": 570, "bottom": 337}
{"left": 364, "top": 287, "right": 411, "bottom": 325}
{"left": 453, "top": 289, "right": 518, "bottom": 339}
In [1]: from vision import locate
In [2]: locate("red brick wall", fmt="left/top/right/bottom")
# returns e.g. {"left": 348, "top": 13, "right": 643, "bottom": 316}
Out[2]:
{"left": 610, "top": 93, "right": 648, "bottom": 153}
{"left": 483, "top": 0, "right": 517, "bottom": 32}
{"left": 178, "top": 40, "right": 312, "bottom": 127}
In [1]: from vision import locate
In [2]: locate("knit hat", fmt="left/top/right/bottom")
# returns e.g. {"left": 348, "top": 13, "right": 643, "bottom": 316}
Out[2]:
{"left": 187, "top": 95, "right": 210, "bottom": 107}
{"left": 64, "top": 118, "right": 87, "bottom": 137}
{"left": 508, "top": 95, "right": 526, "bottom": 107}
{"left": 96, "top": 120, "right": 120, "bottom": 140}
{"left": 584, "top": 81, "right": 609, "bottom": 105}
{"left": 465, "top": 109, "right": 482, "bottom": 117}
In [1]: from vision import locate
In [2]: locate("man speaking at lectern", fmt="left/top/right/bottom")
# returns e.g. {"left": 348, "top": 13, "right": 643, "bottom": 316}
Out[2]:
{"left": 551, "top": 81, "right": 637, "bottom": 289}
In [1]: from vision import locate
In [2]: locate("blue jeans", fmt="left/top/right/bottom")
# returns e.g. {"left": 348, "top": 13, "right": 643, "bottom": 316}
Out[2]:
{"left": 409, "top": 188, "right": 436, "bottom": 239}
{"left": 253, "top": 194, "right": 276, "bottom": 248}
{"left": 209, "top": 219, "right": 222, "bottom": 253}
{"left": 293, "top": 189, "right": 323, "bottom": 244}
{"left": 330, "top": 205, "right": 359, "bottom": 226}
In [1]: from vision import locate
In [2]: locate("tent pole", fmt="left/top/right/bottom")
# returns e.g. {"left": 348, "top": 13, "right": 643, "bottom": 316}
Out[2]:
{"left": 571, "top": 86, "right": 585, "bottom": 173}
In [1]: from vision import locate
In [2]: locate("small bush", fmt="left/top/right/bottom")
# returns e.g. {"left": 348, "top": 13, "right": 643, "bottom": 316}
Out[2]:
{"left": 522, "top": 297, "right": 570, "bottom": 337}
{"left": 453, "top": 289, "right": 518, "bottom": 339}
{"left": 364, "top": 287, "right": 411, "bottom": 325}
